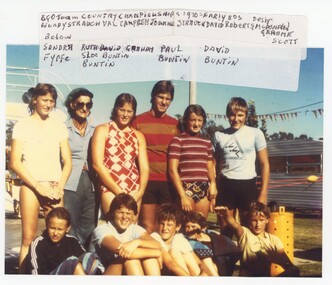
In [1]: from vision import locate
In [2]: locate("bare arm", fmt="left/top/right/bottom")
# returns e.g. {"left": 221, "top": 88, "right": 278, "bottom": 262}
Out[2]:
{"left": 57, "top": 138, "right": 72, "bottom": 191}
{"left": 257, "top": 148, "right": 270, "bottom": 204}
{"left": 207, "top": 159, "right": 217, "bottom": 211}
{"left": 91, "top": 124, "right": 124, "bottom": 195}
{"left": 214, "top": 206, "right": 244, "bottom": 239}
{"left": 101, "top": 233, "right": 161, "bottom": 260}
{"left": 118, "top": 232, "right": 161, "bottom": 259}
{"left": 132, "top": 131, "right": 149, "bottom": 201}
{"left": 168, "top": 158, "right": 193, "bottom": 212}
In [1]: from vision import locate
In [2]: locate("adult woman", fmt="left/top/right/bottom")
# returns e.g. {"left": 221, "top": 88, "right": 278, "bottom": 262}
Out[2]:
{"left": 64, "top": 88, "right": 98, "bottom": 248}
{"left": 10, "top": 83, "right": 72, "bottom": 272}
{"left": 91, "top": 93, "right": 149, "bottom": 217}
{"left": 168, "top": 104, "right": 217, "bottom": 219}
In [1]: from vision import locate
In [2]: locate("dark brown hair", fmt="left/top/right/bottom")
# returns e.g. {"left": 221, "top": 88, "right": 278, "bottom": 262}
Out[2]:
{"left": 110, "top": 93, "right": 137, "bottom": 122}
{"left": 65, "top": 88, "right": 94, "bottom": 117}
{"left": 106, "top": 193, "right": 138, "bottom": 221}
{"left": 46, "top": 207, "right": 71, "bottom": 227}
{"left": 150, "top": 80, "right": 174, "bottom": 102}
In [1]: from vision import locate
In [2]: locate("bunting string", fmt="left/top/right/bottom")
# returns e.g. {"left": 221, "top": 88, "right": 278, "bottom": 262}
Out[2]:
{"left": 206, "top": 108, "right": 323, "bottom": 121}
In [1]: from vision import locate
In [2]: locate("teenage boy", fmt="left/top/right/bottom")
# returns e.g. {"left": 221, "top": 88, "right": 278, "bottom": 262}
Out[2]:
{"left": 133, "top": 80, "right": 180, "bottom": 233}
{"left": 89, "top": 193, "right": 161, "bottom": 275}
{"left": 25, "top": 207, "right": 101, "bottom": 275}
{"left": 151, "top": 203, "right": 218, "bottom": 276}
{"left": 214, "top": 202, "right": 300, "bottom": 277}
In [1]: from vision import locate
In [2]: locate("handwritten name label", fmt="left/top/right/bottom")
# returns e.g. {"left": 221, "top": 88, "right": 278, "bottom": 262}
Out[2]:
{"left": 39, "top": 9, "right": 307, "bottom": 91}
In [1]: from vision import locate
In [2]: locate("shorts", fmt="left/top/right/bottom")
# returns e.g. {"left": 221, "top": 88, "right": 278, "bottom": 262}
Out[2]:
{"left": 50, "top": 252, "right": 101, "bottom": 275}
{"left": 183, "top": 181, "right": 209, "bottom": 203}
{"left": 141, "top": 180, "right": 173, "bottom": 204}
{"left": 216, "top": 176, "right": 258, "bottom": 211}
{"left": 187, "top": 239, "right": 213, "bottom": 259}
{"left": 23, "top": 181, "right": 61, "bottom": 209}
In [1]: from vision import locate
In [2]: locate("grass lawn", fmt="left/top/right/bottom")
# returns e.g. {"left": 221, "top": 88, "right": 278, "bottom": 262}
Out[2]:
{"left": 294, "top": 215, "right": 322, "bottom": 277}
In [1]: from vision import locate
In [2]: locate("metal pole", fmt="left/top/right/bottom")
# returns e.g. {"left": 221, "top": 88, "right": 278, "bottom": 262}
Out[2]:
{"left": 189, "top": 81, "right": 196, "bottom": 104}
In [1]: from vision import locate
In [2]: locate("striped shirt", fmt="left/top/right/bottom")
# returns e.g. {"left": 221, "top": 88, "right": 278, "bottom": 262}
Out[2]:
{"left": 133, "top": 111, "right": 179, "bottom": 181}
{"left": 168, "top": 132, "right": 213, "bottom": 182}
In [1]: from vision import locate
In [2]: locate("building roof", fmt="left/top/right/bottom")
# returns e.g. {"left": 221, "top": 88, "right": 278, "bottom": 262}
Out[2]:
{"left": 267, "top": 139, "right": 323, "bottom": 157}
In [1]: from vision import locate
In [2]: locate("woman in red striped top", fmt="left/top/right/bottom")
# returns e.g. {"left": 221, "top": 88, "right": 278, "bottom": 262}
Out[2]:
{"left": 168, "top": 105, "right": 217, "bottom": 219}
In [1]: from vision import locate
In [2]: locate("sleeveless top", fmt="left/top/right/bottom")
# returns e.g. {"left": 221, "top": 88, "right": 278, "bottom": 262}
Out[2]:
{"left": 101, "top": 122, "right": 139, "bottom": 193}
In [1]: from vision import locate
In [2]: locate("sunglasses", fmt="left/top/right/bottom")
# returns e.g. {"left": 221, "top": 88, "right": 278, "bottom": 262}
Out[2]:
{"left": 74, "top": 102, "right": 93, "bottom": 109}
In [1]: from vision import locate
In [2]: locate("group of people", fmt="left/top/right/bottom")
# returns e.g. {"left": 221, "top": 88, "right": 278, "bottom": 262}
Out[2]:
{"left": 9, "top": 80, "right": 299, "bottom": 277}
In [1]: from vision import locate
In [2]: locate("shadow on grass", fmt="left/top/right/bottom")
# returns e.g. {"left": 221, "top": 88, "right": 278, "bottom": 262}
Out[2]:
{"left": 295, "top": 248, "right": 322, "bottom": 262}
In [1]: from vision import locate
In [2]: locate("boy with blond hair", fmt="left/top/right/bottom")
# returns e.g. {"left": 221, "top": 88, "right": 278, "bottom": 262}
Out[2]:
{"left": 215, "top": 202, "right": 300, "bottom": 277}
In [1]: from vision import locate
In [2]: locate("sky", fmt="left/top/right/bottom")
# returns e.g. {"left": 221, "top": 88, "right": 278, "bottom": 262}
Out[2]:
{"left": 6, "top": 45, "right": 323, "bottom": 139}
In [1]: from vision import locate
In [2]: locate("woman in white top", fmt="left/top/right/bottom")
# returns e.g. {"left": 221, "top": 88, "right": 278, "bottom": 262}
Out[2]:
{"left": 10, "top": 83, "right": 72, "bottom": 272}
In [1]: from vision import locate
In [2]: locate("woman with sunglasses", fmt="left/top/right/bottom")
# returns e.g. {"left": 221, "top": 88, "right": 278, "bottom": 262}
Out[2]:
{"left": 64, "top": 88, "right": 98, "bottom": 249}
{"left": 10, "top": 83, "right": 72, "bottom": 272}
{"left": 91, "top": 93, "right": 149, "bottom": 221}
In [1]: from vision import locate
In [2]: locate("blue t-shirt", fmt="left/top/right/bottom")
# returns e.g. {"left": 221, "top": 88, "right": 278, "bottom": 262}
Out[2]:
{"left": 213, "top": 125, "right": 267, "bottom": 179}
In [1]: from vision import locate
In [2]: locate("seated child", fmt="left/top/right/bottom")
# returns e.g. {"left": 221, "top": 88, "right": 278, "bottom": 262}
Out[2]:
{"left": 89, "top": 193, "right": 161, "bottom": 275}
{"left": 25, "top": 207, "right": 101, "bottom": 275}
{"left": 215, "top": 202, "right": 300, "bottom": 277}
{"left": 183, "top": 211, "right": 241, "bottom": 276}
{"left": 151, "top": 203, "right": 218, "bottom": 276}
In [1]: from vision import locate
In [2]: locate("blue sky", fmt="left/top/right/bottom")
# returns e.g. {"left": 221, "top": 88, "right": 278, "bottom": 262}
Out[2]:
{"left": 6, "top": 45, "right": 323, "bottom": 139}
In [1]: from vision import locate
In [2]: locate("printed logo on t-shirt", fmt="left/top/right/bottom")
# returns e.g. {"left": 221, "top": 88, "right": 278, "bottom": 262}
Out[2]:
{"left": 224, "top": 135, "right": 245, "bottom": 159}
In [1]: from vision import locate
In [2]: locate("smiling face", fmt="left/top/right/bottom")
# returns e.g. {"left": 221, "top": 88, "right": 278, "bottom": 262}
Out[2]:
{"left": 151, "top": 92, "right": 172, "bottom": 117}
{"left": 186, "top": 112, "right": 204, "bottom": 135}
{"left": 114, "top": 103, "right": 134, "bottom": 129}
{"left": 112, "top": 206, "right": 135, "bottom": 233}
{"left": 71, "top": 95, "right": 93, "bottom": 121}
{"left": 228, "top": 110, "right": 246, "bottom": 130}
{"left": 47, "top": 217, "right": 70, "bottom": 244}
{"left": 33, "top": 93, "right": 55, "bottom": 119}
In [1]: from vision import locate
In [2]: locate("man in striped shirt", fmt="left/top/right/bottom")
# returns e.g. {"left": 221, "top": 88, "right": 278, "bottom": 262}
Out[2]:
{"left": 133, "top": 80, "right": 179, "bottom": 233}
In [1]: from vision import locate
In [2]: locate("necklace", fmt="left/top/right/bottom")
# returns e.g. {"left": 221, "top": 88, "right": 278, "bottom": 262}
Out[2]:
{"left": 73, "top": 119, "right": 87, "bottom": 131}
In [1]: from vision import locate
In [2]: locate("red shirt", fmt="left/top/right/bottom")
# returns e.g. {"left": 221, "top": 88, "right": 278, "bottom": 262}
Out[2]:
{"left": 168, "top": 132, "right": 213, "bottom": 182}
{"left": 133, "top": 111, "right": 179, "bottom": 181}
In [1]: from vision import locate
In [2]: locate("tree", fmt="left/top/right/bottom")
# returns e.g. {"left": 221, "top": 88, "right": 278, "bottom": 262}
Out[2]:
{"left": 201, "top": 119, "right": 224, "bottom": 141}
{"left": 247, "top": 99, "right": 259, "bottom": 128}
{"left": 6, "top": 121, "right": 15, "bottom": 146}
{"left": 174, "top": 113, "right": 184, "bottom": 133}
{"left": 260, "top": 118, "right": 268, "bottom": 139}
{"left": 174, "top": 114, "right": 224, "bottom": 141}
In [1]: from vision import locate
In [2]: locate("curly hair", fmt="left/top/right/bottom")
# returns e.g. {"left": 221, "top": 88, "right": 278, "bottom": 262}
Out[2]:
{"left": 64, "top": 87, "right": 94, "bottom": 117}
{"left": 155, "top": 203, "right": 184, "bottom": 226}
{"left": 183, "top": 211, "right": 207, "bottom": 229}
